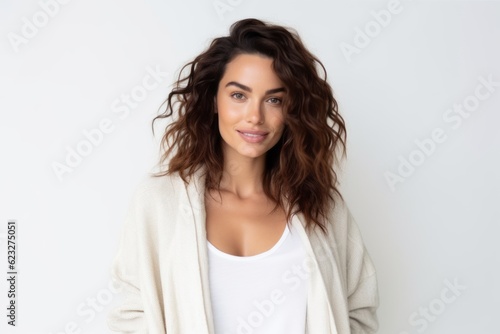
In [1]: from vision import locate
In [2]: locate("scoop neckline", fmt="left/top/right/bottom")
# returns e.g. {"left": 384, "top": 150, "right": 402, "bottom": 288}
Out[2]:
{"left": 207, "top": 224, "right": 290, "bottom": 261}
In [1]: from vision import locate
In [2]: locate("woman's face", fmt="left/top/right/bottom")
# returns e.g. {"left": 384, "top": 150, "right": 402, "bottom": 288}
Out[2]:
{"left": 215, "top": 53, "right": 286, "bottom": 161}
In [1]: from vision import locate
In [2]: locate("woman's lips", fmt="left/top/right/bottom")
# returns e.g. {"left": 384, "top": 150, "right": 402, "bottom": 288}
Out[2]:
{"left": 237, "top": 130, "right": 268, "bottom": 143}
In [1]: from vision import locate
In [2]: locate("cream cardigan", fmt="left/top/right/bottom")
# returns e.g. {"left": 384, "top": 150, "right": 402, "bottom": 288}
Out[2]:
{"left": 107, "top": 166, "right": 379, "bottom": 333}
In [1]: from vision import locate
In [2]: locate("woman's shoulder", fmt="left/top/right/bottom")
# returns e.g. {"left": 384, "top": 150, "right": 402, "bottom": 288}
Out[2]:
{"left": 325, "top": 191, "right": 350, "bottom": 225}
{"left": 320, "top": 191, "right": 365, "bottom": 241}
{"left": 130, "top": 171, "right": 186, "bottom": 203}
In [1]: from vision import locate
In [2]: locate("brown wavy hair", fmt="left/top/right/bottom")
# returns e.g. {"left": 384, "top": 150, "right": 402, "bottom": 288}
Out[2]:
{"left": 151, "top": 18, "right": 347, "bottom": 235}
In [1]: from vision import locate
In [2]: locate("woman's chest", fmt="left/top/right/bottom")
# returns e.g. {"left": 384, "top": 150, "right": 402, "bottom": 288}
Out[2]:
{"left": 204, "top": 190, "right": 288, "bottom": 257}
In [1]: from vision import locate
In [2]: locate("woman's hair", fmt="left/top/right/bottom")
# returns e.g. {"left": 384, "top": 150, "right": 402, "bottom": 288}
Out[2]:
{"left": 151, "top": 18, "right": 347, "bottom": 235}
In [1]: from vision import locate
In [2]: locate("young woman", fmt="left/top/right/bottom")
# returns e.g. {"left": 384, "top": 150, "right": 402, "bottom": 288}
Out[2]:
{"left": 108, "top": 18, "right": 379, "bottom": 334}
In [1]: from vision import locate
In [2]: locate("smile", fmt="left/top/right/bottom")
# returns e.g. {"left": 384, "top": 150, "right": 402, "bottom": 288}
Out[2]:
{"left": 237, "top": 131, "right": 268, "bottom": 143}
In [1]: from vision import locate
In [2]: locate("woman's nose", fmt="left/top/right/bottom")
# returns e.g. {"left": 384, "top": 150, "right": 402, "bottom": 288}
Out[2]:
{"left": 246, "top": 100, "right": 264, "bottom": 124}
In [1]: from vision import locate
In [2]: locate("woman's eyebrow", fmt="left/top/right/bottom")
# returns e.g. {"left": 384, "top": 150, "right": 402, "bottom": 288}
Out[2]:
{"left": 225, "top": 81, "right": 286, "bottom": 94}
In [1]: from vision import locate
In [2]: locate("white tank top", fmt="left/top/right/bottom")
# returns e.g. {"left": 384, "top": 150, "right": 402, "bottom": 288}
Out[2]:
{"left": 207, "top": 220, "right": 308, "bottom": 334}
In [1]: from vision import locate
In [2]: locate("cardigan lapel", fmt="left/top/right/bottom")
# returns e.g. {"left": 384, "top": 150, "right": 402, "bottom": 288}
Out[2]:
{"left": 291, "top": 212, "right": 339, "bottom": 334}
{"left": 183, "top": 166, "right": 216, "bottom": 334}
{"left": 306, "top": 209, "right": 351, "bottom": 333}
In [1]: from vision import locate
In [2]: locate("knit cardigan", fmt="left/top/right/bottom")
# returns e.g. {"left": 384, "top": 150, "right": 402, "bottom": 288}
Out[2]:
{"left": 107, "top": 165, "right": 379, "bottom": 333}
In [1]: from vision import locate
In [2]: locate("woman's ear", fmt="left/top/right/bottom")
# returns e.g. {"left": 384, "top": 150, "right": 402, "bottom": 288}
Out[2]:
{"left": 214, "top": 97, "right": 218, "bottom": 113}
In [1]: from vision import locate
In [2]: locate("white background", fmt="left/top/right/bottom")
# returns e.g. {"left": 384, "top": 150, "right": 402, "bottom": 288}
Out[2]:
{"left": 1, "top": 0, "right": 499, "bottom": 333}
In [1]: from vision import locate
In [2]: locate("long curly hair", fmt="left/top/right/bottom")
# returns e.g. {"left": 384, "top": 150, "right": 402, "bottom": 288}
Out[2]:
{"left": 151, "top": 18, "right": 347, "bottom": 235}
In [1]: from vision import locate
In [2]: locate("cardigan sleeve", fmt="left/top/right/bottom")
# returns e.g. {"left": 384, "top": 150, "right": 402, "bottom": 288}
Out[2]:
{"left": 107, "top": 186, "right": 149, "bottom": 333}
{"left": 344, "top": 205, "right": 380, "bottom": 334}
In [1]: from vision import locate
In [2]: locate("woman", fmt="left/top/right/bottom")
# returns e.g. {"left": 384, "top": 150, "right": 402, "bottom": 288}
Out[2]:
{"left": 108, "top": 18, "right": 379, "bottom": 333}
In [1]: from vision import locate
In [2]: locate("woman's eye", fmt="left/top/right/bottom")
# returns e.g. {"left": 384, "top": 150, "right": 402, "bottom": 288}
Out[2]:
{"left": 231, "top": 92, "right": 245, "bottom": 100}
{"left": 268, "top": 97, "right": 282, "bottom": 104}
